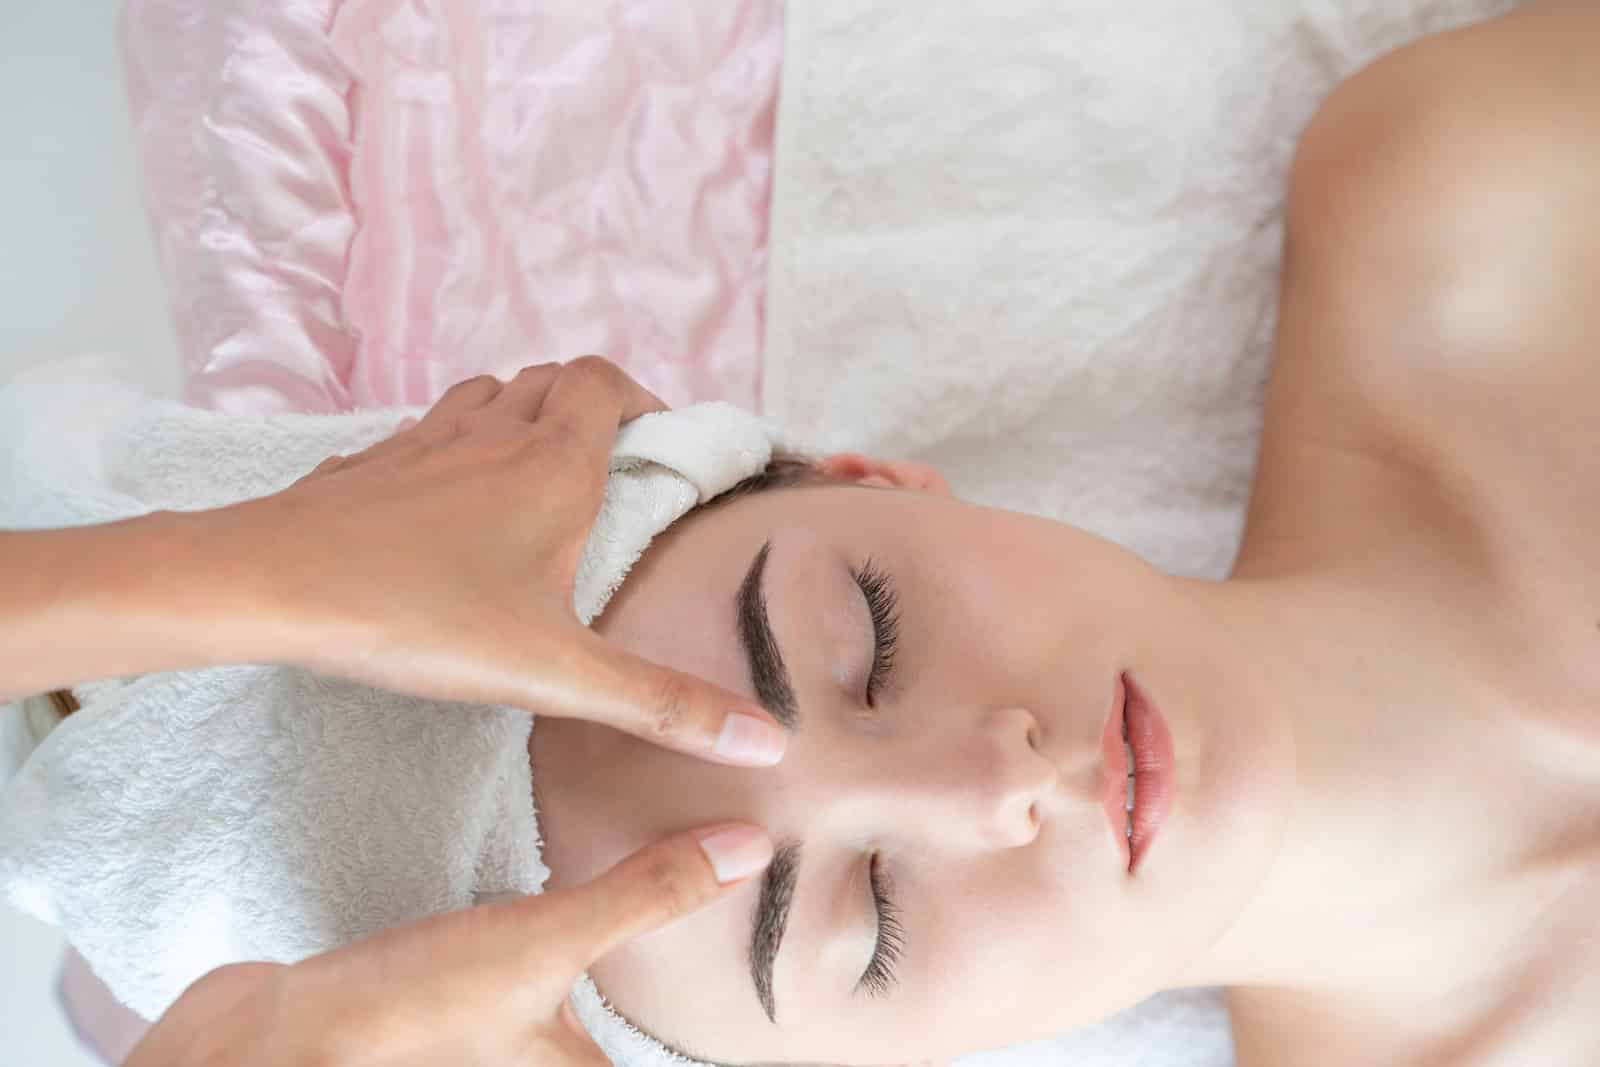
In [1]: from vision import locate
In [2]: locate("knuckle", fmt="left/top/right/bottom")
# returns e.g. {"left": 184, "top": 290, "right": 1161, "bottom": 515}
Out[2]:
{"left": 644, "top": 672, "right": 693, "bottom": 741}
{"left": 530, "top": 416, "right": 600, "bottom": 469}
{"left": 529, "top": 420, "right": 583, "bottom": 459}
{"left": 543, "top": 414, "right": 585, "bottom": 447}
{"left": 444, "top": 373, "right": 500, "bottom": 400}
{"left": 564, "top": 354, "right": 622, "bottom": 386}
{"left": 194, "top": 961, "right": 261, "bottom": 993}
{"left": 435, "top": 414, "right": 469, "bottom": 440}
{"left": 638, "top": 847, "right": 705, "bottom": 919}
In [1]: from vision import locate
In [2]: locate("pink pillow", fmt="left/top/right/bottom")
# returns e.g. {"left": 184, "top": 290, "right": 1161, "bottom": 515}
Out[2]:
{"left": 121, "top": 0, "right": 357, "bottom": 413}
{"left": 121, "top": 0, "right": 781, "bottom": 413}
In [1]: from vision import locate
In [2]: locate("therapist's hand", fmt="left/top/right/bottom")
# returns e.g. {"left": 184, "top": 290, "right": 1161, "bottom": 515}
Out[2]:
{"left": 211, "top": 357, "right": 785, "bottom": 766}
{"left": 123, "top": 824, "right": 773, "bottom": 1067}
{"left": 3, "top": 357, "right": 783, "bottom": 763}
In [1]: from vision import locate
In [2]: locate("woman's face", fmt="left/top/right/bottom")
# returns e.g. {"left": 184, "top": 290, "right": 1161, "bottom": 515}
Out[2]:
{"left": 534, "top": 459, "right": 1293, "bottom": 1065}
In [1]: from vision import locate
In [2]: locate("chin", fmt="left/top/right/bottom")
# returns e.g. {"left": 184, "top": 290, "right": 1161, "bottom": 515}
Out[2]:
{"left": 1126, "top": 610, "right": 1296, "bottom": 979}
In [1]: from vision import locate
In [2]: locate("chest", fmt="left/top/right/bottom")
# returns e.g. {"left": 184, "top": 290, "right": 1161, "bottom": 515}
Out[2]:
{"left": 1445, "top": 905, "right": 1600, "bottom": 1067}
{"left": 1369, "top": 408, "right": 1600, "bottom": 764}
{"left": 1395, "top": 616, "right": 1600, "bottom": 1066}
{"left": 1233, "top": 867, "right": 1600, "bottom": 1067}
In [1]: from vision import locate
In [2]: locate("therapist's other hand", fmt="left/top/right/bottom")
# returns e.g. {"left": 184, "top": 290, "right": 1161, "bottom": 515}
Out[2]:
{"left": 123, "top": 824, "right": 773, "bottom": 1067}
{"left": 221, "top": 357, "right": 785, "bottom": 766}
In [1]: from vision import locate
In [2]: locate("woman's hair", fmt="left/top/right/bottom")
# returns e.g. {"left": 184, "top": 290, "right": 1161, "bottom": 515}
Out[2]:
{"left": 696, "top": 454, "right": 832, "bottom": 512}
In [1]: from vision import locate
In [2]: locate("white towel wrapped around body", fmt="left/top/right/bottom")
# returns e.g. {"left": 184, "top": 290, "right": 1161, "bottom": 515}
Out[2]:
{"left": 0, "top": 360, "right": 768, "bottom": 1067}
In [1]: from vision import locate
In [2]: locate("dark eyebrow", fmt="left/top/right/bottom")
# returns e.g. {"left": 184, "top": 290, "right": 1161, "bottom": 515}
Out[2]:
{"left": 736, "top": 541, "right": 798, "bottom": 729}
{"left": 750, "top": 840, "right": 802, "bottom": 1023}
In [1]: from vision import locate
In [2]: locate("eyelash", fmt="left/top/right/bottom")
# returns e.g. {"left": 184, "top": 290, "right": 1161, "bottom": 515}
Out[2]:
{"left": 852, "top": 559, "right": 901, "bottom": 706}
{"left": 850, "top": 561, "right": 905, "bottom": 997}
{"left": 859, "top": 856, "right": 904, "bottom": 998}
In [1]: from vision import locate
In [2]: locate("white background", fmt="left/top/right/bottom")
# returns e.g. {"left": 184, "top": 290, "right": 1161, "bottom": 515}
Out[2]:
{"left": 3, "top": 1, "right": 179, "bottom": 1064}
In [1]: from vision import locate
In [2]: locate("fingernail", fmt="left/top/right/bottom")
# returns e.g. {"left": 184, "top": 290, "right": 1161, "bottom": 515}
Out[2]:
{"left": 713, "top": 712, "right": 788, "bottom": 766}
{"left": 696, "top": 826, "right": 774, "bottom": 884}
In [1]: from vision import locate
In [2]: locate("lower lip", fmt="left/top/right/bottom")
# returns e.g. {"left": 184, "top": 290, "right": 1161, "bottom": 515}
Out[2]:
{"left": 1100, "top": 671, "right": 1175, "bottom": 874}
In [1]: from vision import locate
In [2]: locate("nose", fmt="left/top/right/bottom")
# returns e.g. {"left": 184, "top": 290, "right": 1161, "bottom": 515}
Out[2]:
{"left": 962, "top": 705, "right": 1061, "bottom": 848}
{"left": 803, "top": 705, "right": 1061, "bottom": 852}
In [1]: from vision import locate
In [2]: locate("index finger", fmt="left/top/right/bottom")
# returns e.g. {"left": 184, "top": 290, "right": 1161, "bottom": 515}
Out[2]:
{"left": 520, "top": 629, "right": 787, "bottom": 767}
{"left": 563, "top": 825, "right": 775, "bottom": 965}
{"left": 537, "top": 356, "right": 668, "bottom": 477}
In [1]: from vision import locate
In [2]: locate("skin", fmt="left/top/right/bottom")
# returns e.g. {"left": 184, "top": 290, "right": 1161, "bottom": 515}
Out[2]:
{"left": 535, "top": 4, "right": 1600, "bottom": 1064}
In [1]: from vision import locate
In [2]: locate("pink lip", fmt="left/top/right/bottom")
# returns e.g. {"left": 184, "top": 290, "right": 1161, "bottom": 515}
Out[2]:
{"left": 1099, "top": 671, "right": 1175, "bottom": 874}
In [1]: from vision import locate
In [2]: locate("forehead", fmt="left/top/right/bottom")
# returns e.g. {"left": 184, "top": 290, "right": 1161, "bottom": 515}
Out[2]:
{"left": 594, "top": 488, "right": 876, "bottom": 673}
{"left": 682, "top": 482, "right": 958, "bottom": 551}
{"left": 624, "top": 488, "right": 868, "bottom": 593}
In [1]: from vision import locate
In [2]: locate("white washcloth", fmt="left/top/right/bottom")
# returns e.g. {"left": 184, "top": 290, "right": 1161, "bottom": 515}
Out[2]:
{"left": 0, "top": 360, "right": 768, "bottom": 1067}
{"left": 761, "top": 3, "right": 1513, "bottom": 1066}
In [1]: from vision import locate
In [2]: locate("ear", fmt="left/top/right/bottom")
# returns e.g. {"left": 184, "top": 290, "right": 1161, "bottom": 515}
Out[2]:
{"left": 816, "top": 453, "right": 951, "bottom": 495}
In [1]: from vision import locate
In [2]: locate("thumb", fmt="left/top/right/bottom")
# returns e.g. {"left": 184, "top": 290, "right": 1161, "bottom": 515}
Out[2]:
{"left": 528, "top": 630, "right": 789, "bottom": 768}
{"left": 557, "top": 824, "right": 774, "bottom": 968}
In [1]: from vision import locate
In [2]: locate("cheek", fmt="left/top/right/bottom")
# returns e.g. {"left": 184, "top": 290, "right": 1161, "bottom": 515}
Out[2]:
{"left": 919, "top": 528, "right": 1118, "bottom": 656}
{"left": 925, "top": 863, "right": 1155, "bottom": 1043}
{"left": 915, "top": 544, "right": 1128, "bottom": 743}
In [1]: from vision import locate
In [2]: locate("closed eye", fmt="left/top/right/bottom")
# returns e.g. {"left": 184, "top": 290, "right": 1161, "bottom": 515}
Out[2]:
{"left": 858, "top": 855, "right": 904, "bottom": 997}
{"left": 851, "top": 559, "right": 901, "bottom": 706}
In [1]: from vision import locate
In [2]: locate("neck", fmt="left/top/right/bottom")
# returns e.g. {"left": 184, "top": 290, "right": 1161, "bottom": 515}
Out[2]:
{"left": 1169, "top": 570, "right": 1542, "bottom": 998}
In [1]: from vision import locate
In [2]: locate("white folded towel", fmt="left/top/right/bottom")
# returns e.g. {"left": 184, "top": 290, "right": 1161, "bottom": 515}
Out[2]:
{"left": 0, "top": 697, "right": 62, "bottom": 793}
{"left": 0, "top": 361, "right": 769, "bottom": 1067}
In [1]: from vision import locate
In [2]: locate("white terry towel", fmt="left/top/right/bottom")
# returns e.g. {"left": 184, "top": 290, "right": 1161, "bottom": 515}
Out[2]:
{"left": 764, "top": 0, "right": 1516, "bottom": 580}
{"left": 762, "top": 3, "right": 1515, "bottom": 1065}
{"left": 0, "top": 361, "right": 769, "bottom": 1067}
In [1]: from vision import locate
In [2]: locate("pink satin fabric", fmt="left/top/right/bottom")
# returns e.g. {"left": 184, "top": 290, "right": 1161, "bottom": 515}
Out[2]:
{"left": 120, "top": 0, "right": 781, "bottom": 414}
{"left": 120, "top": 0, "right": 358, "bottom": 413}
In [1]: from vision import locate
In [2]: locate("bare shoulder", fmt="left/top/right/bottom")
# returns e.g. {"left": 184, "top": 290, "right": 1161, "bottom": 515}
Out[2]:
{"left": 1236, "top": 0, "right": 1600, "bottom": 582}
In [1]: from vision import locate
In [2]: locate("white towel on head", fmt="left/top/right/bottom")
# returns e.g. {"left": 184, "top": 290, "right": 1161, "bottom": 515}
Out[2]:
{"left": 0, "top": 361, "right": 768, "bottom": 1067}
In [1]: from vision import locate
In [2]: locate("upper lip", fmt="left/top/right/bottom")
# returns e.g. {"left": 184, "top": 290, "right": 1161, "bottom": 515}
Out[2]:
{"left": 1122, "top": 672, "right": 1174, "bottom": 873}
{"left": 1100, "top": 671, "right": 1174, "bottom": 874}
{"left": 1099, "top": 674, "right": 1132, "bottom": 871}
